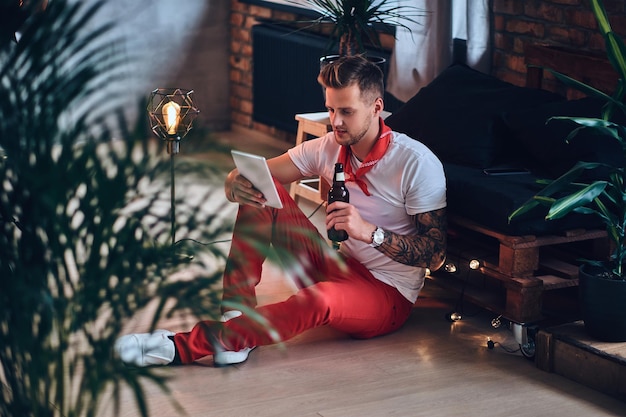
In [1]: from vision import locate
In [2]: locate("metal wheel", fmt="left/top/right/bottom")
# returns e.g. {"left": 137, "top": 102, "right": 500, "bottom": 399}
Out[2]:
{"left": 520, "top": 335, "right": 536, "bottom": 360}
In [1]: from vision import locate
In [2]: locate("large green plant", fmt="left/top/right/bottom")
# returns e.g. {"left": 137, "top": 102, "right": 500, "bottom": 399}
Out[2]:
{"left": 0, "top": 1, "right": 233, "bottom": 416}
{"left": 288, "top": 0, "right": 423, "bottom": 56}
{"left": 509, "top": 0, "right": 626, "bottom": 279}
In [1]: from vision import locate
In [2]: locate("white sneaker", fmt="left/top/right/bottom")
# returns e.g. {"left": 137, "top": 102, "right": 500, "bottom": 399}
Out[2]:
{"left": 114, "top": 329, "right": 175, "bottom": 367}
{"left": 213, "top": 310, "right": 256, "bottom": 367}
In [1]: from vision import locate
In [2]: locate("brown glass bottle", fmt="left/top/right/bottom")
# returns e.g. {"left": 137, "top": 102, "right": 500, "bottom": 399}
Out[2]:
{"left": 327, "top": 162, "right": 349, "bottom": 243}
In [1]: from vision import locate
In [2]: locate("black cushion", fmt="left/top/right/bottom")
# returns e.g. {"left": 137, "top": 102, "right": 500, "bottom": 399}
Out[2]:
{"left": 386, "top": 64, "right": 565, "bottom": 169}
{"left": 502, "top": 97, "right": 626, "bottom": 178}
{"left": 444, "top": 163, "right": 603, "bottom": 235}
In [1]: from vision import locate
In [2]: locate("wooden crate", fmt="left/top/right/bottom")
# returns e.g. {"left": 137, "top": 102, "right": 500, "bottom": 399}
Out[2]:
{"left": 536, "top": 322, "right": 626, "bottom": 402}
{"left": 427, "top": 215, "right": 608, "bottom": 324}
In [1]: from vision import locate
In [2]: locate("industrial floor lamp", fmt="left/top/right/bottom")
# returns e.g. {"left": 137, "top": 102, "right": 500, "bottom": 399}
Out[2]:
{"left": 147, "top": 88, "right": 200, "bottom": 259}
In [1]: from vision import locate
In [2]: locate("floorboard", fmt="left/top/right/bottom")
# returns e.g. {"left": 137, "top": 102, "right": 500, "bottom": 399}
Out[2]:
{"left": 98, "top": 129, "right": 626, "bottom": 417}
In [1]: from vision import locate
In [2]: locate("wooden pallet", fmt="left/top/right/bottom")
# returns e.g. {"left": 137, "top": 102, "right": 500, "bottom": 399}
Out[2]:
{"left": 536, "top": 321, "right": 626, "bottom": 402}
{"left": 427, "top": 215, "right": 608, "bottom": 324}
{"left": 426, "top": 44, "right": 618, "bottom": 325}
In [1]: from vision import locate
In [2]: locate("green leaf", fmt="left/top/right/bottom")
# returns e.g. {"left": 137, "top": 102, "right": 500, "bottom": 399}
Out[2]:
{"left": 546, "top": 181, "right": 608, "bottom": 220}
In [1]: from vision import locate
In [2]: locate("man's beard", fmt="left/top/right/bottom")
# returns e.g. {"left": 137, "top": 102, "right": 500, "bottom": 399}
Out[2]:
{"left": 336, "top": 117, "right": 371, "bottom": 147}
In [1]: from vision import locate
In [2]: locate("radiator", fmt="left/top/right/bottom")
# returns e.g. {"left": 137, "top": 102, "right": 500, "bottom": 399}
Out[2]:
{"left": 252, "top": 23, "right": 398, "bottom": 134}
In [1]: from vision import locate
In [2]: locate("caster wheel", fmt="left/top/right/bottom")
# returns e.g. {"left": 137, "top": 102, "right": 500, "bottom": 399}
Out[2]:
{"left": 520, "top": 336, "right": 536, "bottom": 360}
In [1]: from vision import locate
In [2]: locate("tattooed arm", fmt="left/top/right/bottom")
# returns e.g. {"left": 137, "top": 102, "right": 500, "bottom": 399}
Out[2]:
{"left": 376, "top": 208, "right": 447, "bottom": 271}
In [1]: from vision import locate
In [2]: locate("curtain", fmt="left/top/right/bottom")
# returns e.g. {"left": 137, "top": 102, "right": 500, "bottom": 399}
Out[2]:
{"left": 387, "top": 0, "right": 491, "bottom": 102}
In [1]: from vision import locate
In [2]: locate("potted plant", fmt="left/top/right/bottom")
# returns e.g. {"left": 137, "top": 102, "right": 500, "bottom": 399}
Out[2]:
{"left": 287, "top": 0, "right": 423, "bottom": 68}
{"left": 508, "top": 0, "right": 626, "bottom": 341}
{"left": 0, "top": 1, "right": 233, "bottom": 416}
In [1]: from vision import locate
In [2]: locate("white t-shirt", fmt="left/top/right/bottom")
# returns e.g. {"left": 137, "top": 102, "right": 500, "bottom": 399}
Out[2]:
{"left": 287, "top": 130, "right": 447, "bottom": 302}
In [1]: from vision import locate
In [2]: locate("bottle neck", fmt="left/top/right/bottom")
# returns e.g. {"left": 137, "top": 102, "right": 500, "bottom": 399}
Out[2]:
{"left": 334, "top": 172, "right": 345, "bottom": 182}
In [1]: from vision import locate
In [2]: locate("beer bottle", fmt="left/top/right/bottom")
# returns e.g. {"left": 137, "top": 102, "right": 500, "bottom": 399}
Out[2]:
{"left": 327, "top": 162, "right": 349, "bottom": 245}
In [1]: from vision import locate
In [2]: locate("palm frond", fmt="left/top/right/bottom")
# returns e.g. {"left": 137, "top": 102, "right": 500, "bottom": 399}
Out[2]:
{"left": 0, "top": 1, "right": 233, "bottom": 416}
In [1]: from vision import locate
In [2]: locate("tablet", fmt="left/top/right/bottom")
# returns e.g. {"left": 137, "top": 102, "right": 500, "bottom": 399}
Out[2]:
{"left": 231, "top": 150, "right": 283, "bottom": 209}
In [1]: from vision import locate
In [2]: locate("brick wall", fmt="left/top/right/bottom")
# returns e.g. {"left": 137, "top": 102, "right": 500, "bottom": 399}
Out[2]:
{"left": 493, "top": 0, "right": 626, "bottom": 92}
{"left": 230, "top": 1, "right": 302, "bottom": 143}
{"left": 230, "top": 0, "right": 626, "bottom": 143}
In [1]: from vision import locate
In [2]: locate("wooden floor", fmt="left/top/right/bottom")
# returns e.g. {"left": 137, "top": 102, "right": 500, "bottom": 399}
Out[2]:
{"left": 99, "top": 128, "right": 626, "bottom": 417}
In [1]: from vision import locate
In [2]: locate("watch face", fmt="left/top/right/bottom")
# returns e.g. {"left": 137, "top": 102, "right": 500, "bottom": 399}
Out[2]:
{"left": 373, "top": 228, "right": 384, "bottom": 244}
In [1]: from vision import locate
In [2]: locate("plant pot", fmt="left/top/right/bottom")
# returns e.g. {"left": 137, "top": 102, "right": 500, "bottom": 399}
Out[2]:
{"left": 579, "top": 264, "right": 626, "bottom": 342}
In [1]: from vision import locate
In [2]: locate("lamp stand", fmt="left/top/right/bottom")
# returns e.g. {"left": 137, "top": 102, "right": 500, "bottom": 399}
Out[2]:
{"left": 146, "top": 87, "right": 199, "bottom": 264}
{"left": 166, "top": 135, "right": 192, "bottom": 263}
{"left": 168, "top": 137, "right": 178, "bottom": 249}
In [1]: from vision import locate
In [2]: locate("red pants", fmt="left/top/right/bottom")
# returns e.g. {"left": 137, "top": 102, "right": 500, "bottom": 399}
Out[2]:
{"left": 173, "top": 181, "right": 413, "bottom": 364}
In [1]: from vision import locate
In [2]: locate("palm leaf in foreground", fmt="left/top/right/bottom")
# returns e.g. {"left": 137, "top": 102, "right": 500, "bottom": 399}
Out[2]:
{"left": 0, "top": 1, "right": 233, "bottom": 416}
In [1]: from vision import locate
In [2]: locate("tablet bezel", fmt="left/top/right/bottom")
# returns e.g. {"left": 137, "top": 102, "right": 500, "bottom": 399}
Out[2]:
{"left": 231, "top": 150, "right": 283, "bottom": 209}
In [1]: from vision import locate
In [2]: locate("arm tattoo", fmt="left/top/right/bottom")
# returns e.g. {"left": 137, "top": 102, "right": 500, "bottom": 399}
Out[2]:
{"left": 377, "top": 208, "right": 447, "bottom": 270}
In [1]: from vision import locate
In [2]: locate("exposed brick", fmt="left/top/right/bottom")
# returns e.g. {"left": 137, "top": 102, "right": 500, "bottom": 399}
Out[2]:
{"left": 273, "top": 11, "right": 298, "bottom": 22}
{"left": 565, "top": 9, "right": 598, "bottom": 29}
{"left": 506, "top": 19, "right": 546, "bottom": 37}
{"left": 493, "top": 32, "right": 513, "bottom": 50}
{"left": 239, "top": 99, "right": 253, "bottom": 116}
{"left": 240, "top": 43, "right": 253, "bottom": 58}
{"left": 229, "top": 68, "right": 242, "bottom": 84}
{"left": 249, "top": 5, "right": 272, "bottom": 19}
{"left": 513, "top": 37, "right": 527, "bottom": 54}
{"left": 506, "top": 54, "right": 529, "bottom": 73}
{"left": 242, "top": 71, "right": 253, "bottom": 87}
{"left": 524, "top": 2, "right": 564, "bottom": 23}
{"left": 494, "top": 15, "right": 505, "bottom": 32}
{"left": 547, "top": 26, "right": 588, "bottom": 46}
{"left": 231, "top": 27, "right": 248, "bottom": 43}
{"left": 230, "top": 55, "right": 250, "bottom": 72}
{"left": 230, "top": 11, "right": 245, "bottom": 27}
{"left": 232, "top": 84, "right": 252, "bottom": 101}
{"left": 232, "top": 111, "right": 252, "bottom": 128}
{"left": 231, "top": 0, "right": 247, "bottom": 13}
{"left": 244, "top": 16, "right": 259, "bottom": 30}
{"left": 588, "top": 32, "right": 607, "bottom": 50}
{"left": 493, "top": 0, "right": 524, "bottom": 15}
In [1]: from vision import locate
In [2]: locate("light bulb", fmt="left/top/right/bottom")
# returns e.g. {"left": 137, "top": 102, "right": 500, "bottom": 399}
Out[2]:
{"left": 425, "top": 268, "right": 431, "bottom": 276}
{"left": 469, "top": 259, "right": 480, "bottom": 270}
{"left": 446, "top": 312, "right": 462, "bottom": 322}
{"left": 444, "top": 263, "right": 457, "bottom": 273}
{"left": 162, "top": 101, "right": 181, "bottom": 135}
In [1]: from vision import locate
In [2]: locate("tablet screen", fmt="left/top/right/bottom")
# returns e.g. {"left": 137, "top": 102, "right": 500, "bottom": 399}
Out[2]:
{"left": 231, "top": 150, "right": 283, "bottom": 209}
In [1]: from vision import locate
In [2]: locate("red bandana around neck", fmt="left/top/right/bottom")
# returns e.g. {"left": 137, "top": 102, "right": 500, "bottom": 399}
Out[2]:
{"left": 338, "top": 117, "right": 392, "bottom": 196}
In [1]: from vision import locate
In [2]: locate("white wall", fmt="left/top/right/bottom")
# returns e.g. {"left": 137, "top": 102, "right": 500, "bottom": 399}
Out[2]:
{"left": 84, "top": 0, "right": 230, "bottom": 131}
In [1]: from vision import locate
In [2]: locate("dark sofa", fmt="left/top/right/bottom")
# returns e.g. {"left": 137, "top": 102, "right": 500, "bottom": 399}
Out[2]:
{"left": 384, "top": 60, "right": 623, "bottom": 324}
{"left": 385, "top": 63, "right": 623, "bottom": 236}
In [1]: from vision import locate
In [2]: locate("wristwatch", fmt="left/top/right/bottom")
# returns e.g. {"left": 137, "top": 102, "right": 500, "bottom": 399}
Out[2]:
{"left": 370, "top": 226, "right": 385, "bottom": 248}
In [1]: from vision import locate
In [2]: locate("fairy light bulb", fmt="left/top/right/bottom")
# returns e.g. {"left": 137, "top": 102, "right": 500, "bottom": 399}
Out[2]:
{"left": 469, "top": 259, "right": 480, "bottom": 270}
{"left": 444, "top": 263, "right": 457, "bottom": 273}
{"left": 446, "top": 312, "right": 462, "bottom": 322}
{"left": 163, "top": 101, "right": 181, "bottom": 135}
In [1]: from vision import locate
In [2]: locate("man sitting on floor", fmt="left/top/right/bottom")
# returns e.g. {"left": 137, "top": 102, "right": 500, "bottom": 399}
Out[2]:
{"left": 115, "top": 55, "right": 447, "bottom": 367}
